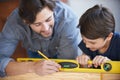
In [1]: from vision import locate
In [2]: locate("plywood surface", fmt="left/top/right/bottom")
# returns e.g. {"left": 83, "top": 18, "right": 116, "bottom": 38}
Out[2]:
{"left": 0, "top": 72, "right": 100, "bottom": 80}
{"left": 0, "top": 72, "right": 120, "bottom": 80}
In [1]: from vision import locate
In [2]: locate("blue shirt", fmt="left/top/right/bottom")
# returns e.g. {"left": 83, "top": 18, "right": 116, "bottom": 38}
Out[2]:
{"left": 0, "top": 1, "right": 81, "bottom": 77}
{"left": 79, "top": 32, "right": 120, "bottom": 61}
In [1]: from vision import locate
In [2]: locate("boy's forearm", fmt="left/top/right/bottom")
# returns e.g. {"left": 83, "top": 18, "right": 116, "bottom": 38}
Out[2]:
{"left": 5, "top": 61, "right": 34, "bottom": 76}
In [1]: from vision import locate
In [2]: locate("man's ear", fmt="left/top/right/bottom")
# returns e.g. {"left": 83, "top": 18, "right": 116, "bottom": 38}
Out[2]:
{"left": 23, "top": 20, "right": 27, "bottom": 23}
{"left": 23, "top": 20, "right": 30, "bottom": 26}
{"left": 107, "top": 32, "right": 113, "bottom": 40}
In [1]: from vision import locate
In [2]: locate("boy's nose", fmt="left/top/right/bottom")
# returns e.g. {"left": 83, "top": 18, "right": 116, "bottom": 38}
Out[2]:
{"left": 86, "top": 43, "right": 91, "bottom": 48}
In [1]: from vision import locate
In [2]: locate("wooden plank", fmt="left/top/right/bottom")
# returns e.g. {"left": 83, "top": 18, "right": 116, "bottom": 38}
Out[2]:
{"left": 102, "top": 74, "right": 120, "bottom": 80}
{"left": 0, "top": 72, "right": 100, "bottom": 80}
{"left": 0, "top": 72, "right": 119, "bottom": 80}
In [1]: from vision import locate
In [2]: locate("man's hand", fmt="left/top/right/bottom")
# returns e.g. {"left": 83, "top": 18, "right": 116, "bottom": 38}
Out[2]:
{"left": 5, "top": 60, "right": 61, "bottom": 76}
{"left": 32, "top": 60, "right": 61, "bottom": 75}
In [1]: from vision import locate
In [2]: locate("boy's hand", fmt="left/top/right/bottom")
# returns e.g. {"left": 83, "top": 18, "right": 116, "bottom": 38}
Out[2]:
{"left": 76, "top": 53, "right": 90, "bottom": 67}
{"left": 92, "top": 55, "right": 111, "bottom": 68}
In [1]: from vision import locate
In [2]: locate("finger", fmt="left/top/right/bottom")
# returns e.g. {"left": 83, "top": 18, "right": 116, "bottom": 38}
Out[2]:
{"left": 92, "top": 56, "right": 97, "bottom": 64}
{"left": 82, "top": 55, "right": 88, "bottom": 65}
{"left": 50, "top": 60, "right": 61, "bottom": 68}
{"left": 76, "top": 54, "right": 90, "bottom": 67}
{"left": 93, "top": 56, "right": 101, "bottom": 67}
{"left": 102, "top": 57, "right": 111, "bottom": 64}
{"left": 76, "top": 56, "right": 79, "bottom": 62}
{"left": 45, "top": 60, "right": 61, "bottom": 70}
{"left": 93, "top": 56, "right": 108, "bottom": 67}
{"left": 88, "top": 64, "right": 92, "bottom": 68}
{"left": 96, "top": 56, "right": 104, "bottom": 65}
{"left": 77, "top": 56, "right": 82, "bottom": 64}
{"left": 84, "top": 56, "right": 88, "bottom": 64}
{"left": 47, "top": 66, "right": 60, "bottom": 72}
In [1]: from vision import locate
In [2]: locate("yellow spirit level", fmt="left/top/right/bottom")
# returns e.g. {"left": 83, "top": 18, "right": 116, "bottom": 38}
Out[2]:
{"left": 17, "top": 58, "right": 120, "bottom": 74}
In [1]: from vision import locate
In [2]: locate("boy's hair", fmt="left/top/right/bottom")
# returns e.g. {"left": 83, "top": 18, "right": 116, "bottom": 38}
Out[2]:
{"left": 78, "top": 5, "right": 115, "bottom": 39}
{"left": 18, "top": 0, "right": 56, "bottom": 24}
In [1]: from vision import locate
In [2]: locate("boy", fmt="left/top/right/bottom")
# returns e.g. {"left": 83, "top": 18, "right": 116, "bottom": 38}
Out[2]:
{"left": 77, "top": 5, "right": 120, "bottom": 67}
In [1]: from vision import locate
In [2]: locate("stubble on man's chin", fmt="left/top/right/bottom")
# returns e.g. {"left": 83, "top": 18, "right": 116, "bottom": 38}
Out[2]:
{"left": 40, "top": 25, "right": 54, "bottom": 39}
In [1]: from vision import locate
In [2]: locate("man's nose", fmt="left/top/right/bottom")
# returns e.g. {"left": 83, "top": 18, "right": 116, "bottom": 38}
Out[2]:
{"left": 41, "top": 23, "right": 49, "bottom": 31}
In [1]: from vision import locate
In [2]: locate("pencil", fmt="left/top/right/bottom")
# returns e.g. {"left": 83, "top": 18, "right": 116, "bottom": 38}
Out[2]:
{"left": 37, "top": 50, "right": 61, "bottom": 71}
{"left": 37, "top": 50, "right": 49, "bottom": 60}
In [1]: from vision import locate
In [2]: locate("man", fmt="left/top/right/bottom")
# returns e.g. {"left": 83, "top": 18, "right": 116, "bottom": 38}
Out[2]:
{"left": 0, "top": 0, "right": 81, "bottom": 77}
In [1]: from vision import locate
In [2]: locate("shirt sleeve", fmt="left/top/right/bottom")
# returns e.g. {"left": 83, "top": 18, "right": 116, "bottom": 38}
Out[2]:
{"left": 79, "top": 41, "right": 91, "bottom": 55}
{"left": 0, "top": 11, "right": 19, "bottom": 77}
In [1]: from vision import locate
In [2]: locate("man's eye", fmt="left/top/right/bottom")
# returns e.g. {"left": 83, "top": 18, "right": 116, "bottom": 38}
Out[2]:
{"left": 46, "top": 18, "right": 52, "bottom": 22}
{"left": 35, "top": 23, "right": 41, "bottom": 27}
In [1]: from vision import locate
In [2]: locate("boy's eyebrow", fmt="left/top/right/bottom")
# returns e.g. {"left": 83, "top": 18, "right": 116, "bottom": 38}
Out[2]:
{"left": 89, "top": 41, "right": 96, "bottom": 44}
{"left": 83, "top": 38, "right": 96, "bottom": 43}
{"left": 87, "top": 40, "right": 96, "bottom": 43}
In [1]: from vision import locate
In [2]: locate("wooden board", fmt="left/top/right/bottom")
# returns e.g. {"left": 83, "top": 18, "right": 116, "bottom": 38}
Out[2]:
{"left": 0, "top": 72, "right": 120, "bottom": 80}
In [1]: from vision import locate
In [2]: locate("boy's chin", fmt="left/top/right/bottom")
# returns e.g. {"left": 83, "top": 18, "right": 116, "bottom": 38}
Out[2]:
{"left": 90, "top": 48, "right": 97, "bottom": 51}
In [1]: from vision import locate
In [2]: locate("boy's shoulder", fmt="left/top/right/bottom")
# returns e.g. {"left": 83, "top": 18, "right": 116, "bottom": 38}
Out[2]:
{"left": 113, "top": 32, "right": 120, "bottom": 39}
{"left": 112, "top": 32, "right": 120, "bottom": 44}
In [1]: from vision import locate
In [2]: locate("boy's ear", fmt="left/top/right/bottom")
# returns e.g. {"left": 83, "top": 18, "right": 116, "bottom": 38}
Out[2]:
{"left": 107, "top": 32, "right": 113, "bottom": 40}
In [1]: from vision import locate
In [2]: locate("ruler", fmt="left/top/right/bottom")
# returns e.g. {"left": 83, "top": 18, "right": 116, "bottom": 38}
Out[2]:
{"left": 17, "top": 58, "right": 120, "bottom": 74}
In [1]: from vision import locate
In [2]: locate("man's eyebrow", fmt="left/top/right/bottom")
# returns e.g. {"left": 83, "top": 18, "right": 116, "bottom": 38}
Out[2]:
{"left": 32, "top": 21, "right": 41, "bottom": 25}
{"left": 45, "top": 16, "right": 52, "bottom": 21}
{"left": 32, "top": 15, "right": 52, "bottom": 24}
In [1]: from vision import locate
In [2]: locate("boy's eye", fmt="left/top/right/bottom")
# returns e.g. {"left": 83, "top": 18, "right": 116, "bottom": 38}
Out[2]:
{"left": 90, "top": 42, "right": 96, "bottom": 44}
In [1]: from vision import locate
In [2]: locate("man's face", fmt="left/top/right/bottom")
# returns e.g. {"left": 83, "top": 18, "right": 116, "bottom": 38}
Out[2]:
{"left": 82, "top": 36, "right": 107, "bottom": 51}
{"left": 30, "top": 7, "right": 54, "bottom": 38}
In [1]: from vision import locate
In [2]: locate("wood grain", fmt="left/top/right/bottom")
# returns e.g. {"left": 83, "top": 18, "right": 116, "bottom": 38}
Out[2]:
{"left": 102, "top": 74, "right": 120, "bottom": 80}
{"left": 0, "top": 72, "right": 100, "bottom": 80}
{"left": 1, "top": 72, "right": 119, "bottom": 80}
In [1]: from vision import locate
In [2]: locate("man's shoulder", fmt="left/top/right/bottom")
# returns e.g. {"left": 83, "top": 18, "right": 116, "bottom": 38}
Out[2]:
{"left": 54, "top": 1, "right": 77, "bottom": 20}
{"left": 5, "top": 8, "right": 25, "bottom": 28}
{"left": 6, "top": 8, "right": 23, "bottom": 26}
{"left": 2, "top": 8, "right": 28, "bottom": 39}
{"left": 7, "top": 8, "right": 19, "bottom": 20}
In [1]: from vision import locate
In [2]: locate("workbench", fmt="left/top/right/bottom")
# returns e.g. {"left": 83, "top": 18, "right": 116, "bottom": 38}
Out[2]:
{"left": 0, "top": 72, "right": 120, "bottom": 80}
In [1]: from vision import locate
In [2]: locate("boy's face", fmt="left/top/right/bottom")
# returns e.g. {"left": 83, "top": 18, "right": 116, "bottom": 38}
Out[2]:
{"left": 82, "top": 36, "right": 109, "bottom": 52}
{"left": 30, "top": 7, "right": 54, "bottom": 38}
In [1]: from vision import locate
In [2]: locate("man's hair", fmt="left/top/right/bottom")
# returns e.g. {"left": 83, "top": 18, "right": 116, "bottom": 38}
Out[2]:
{"left": 78, "top": 5, "right": 115, "bottom": 39}
{"left": 18, "top": 0, "right": 56, "bottom": 24}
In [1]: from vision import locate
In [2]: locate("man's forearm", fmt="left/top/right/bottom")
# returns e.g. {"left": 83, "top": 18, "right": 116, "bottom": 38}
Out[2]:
{"left": 5, "top": 61, "right": 34, "bottom": 76}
